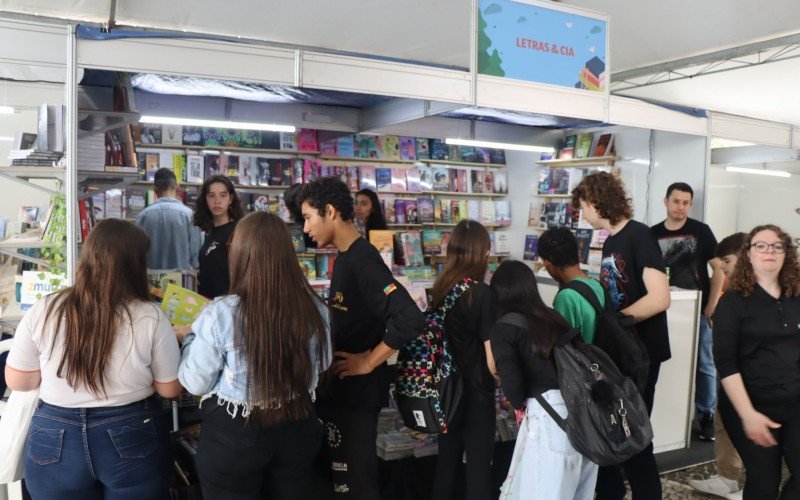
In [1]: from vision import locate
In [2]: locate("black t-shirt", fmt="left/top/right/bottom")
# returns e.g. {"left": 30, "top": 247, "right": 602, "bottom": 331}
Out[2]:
{"left": 490, "top": 320, "right": 559, "bottom": 409}
{"left": 651, "top": 218, "right": 717, "bottom": 309}
{"left": 321, "top": 237, "right": 425, "bottom": 410}
{"left": 713, "top": 285, "right": 800, "bottom": 407}
{"left": 442, "top": 283, "right": 496, "bottom": 399}
{"left": 197, "top": 221, "right": 236, "bottom": 299}
{"left": 601, "top": 219, "right": 671, "bottom": 363}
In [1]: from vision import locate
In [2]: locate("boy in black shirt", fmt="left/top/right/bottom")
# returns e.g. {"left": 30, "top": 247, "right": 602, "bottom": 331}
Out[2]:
{"left": 301, "top": 177, "right": 424, "bottom": 499}
{"left": 651, "top": 182, "right": 723, "bottom": 441}
{"left": 572, "top": 172, "right": 671, "bottom": 500}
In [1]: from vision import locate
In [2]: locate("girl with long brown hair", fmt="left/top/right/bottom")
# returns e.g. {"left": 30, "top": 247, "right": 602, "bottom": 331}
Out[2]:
{"left": 431, "top": 219, "right": 499, "bottom": 500}
{"left": 178, "top": 211, "right": 331, "bottom": 500}
{"left": 6, "top": 218, "right": 181, "bottom": 499}
{"left": 713, "top": 224, "right": 800, "bottom": 498}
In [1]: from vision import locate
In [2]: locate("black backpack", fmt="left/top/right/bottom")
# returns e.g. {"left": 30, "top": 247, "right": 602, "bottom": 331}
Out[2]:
{"left": 562, "top": 280, "right": 650, "bottom": 394}
{"left": 499, "top": 313, "right": 653, "bottom": 466}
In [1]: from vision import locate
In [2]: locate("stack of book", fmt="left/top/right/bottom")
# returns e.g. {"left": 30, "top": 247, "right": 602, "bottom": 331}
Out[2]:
{"left": 376, "top": 431, "right": 415, "bottom": 460}
{"left": 8, "top": 149, "right": 63, "bottom": 166}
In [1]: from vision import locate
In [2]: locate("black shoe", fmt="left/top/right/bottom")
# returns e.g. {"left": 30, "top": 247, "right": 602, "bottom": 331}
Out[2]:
{"left": 698, "top": 413, "right": 715, "bottom": 441}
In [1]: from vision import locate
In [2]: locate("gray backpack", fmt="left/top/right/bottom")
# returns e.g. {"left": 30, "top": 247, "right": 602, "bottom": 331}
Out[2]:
{"left": 499, "top": 313, "right": 653, "bottom": 466}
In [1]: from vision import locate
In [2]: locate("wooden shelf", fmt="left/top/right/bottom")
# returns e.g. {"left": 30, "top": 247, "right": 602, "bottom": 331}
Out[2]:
{"left": 429, "top": 191, "right": 505, "bottom": 198}
{"left": 136, "top": 143, "right": 319, "bottom": 156}
{"left": 428, "top": 254, "right": 510, "bottom": 261}
{"left": 531, "top": 193, "right": 572, "bottom": 198}
{"left": 423, "top": 159, "right": 507, "bottom": 169}
{"left": 535, "top": 156, "right": 616, "bottom": 168}
{"left": 388, "top": 224, "right": 423, "bottom": 228}
{"left": 318, "top": 156, "right": 418, "bottom": 165}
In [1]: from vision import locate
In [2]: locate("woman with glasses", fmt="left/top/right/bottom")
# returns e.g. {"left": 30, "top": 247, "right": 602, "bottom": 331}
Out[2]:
{"left": 713, "top": 224, "right": 800, "bottom": 499}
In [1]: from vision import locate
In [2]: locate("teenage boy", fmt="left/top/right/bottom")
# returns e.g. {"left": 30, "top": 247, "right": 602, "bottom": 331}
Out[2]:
{"left": 538, "top": 227, "right": 604, "bottom": 343}
{"left": 572, "top": 171, "right": 671, "bottom": 500}
{"left": 689, "top": 233, "right": 746, "bottom": 500}
{"left": 300, "top": 177, "right": 424, "bottom": 499}
{"left": 136, "top": 167, "right": 203, "bottom": 270}
{"left": 651, "top": 182, "right": 724, "bottom": 442}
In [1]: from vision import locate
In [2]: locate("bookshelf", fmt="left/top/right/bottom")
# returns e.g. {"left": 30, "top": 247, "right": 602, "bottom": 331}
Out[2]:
{"left": 534, "top": 156, "right": 616, "bottom": 169}
{"left": 136, "top": 142, "right": 319, "bottom": 157}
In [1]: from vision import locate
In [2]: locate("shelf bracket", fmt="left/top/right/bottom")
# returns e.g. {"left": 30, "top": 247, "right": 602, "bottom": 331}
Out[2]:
{"left": 0, "top": 171, "right": 60, "bottom": 196}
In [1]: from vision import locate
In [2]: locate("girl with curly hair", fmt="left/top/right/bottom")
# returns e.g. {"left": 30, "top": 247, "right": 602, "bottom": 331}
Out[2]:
{"left": 713, "top": 224, "right": 800, "bottom": 499}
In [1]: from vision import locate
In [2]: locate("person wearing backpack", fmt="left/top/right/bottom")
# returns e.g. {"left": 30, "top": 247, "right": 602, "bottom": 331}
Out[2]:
{"left": 490, "top": 260, "right": 598, "bottom": 499}
{"left": 300, "top": 177, "right": 424, "bottom": 499}
{"left": 538, "top": 227, "right": 605, "bottom": 343}
{"left": 572, "top": 172, "right": 670, "bottom": 500}
{"left": 431, "top": 220, "right": 499, "bottom": 500}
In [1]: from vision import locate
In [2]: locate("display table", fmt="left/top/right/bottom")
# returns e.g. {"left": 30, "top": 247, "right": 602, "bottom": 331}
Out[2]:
{"left": 536, "top": 277, "right": 701, "bottom": 453}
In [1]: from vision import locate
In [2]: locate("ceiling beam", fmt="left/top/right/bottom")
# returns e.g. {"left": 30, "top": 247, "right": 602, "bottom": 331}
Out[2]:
{"left": 360, "top": 98, "right": 463, "bottom": 132}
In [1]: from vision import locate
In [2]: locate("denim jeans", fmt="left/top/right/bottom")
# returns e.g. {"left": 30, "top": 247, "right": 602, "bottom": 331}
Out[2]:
{"left": 502, "top": 390, "right": 598, "bottom": 499}
{"left": 24, "top": 396, "right": 171, "bottom": 500}
{"left": 695, "top": 315, "right": 717, "bottom": 416}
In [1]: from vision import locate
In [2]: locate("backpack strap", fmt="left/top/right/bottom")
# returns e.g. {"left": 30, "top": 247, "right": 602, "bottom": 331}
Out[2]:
{"left": 532, "top": 393, "right": 568, "bottom": 431}
{"left": 438, "top": 278, "right": 475, "bottom": 316}
{"left": 562, "top": 279, "right": 606, "bottom": 315}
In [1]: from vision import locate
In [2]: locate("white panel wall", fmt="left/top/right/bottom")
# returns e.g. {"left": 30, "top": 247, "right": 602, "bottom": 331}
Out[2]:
{"left": 647, "top": 130, "right": 709, "bottom": 225}
{"left": 705, "top": 168, "right": 740, "bottom": 240}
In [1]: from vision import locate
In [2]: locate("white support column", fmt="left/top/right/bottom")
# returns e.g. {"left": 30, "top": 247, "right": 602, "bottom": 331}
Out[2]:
{"left": 65, "top": 24, "right": 78, "bottom": 285}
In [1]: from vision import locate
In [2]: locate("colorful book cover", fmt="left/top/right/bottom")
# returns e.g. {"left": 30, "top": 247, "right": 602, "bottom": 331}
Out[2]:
{"left": 20, "top": 270, "right": 66, "bottom": 310}
{"left": 376, "top": 168, "right": 393, "bottom": 192}
{"left": 422, "top": 229, "right": 443, "bottom": 255}
{"left": 140, "top": 124, "right": 162, "bottom": 145}
{"left": 417, "top": 197, "right": 434, "bottom": 223}
{"left": 495, "top": 232, "right": 510, "bottom": 255}
{"left": 173, "top": 153, "right": 187, "bottom": 184}
{"left": 256, "top": 158, "right": 271, "bottom": 186}
{"left": 474, "top": 147, "right": 492, "bottom": 164}
{"left": 126, "top": 187, "right": 147, "bottom": 218}
{"left": 400, "top": 231, "right": 424, "bottom": 267}
{"left": 320, "top": 138, "right": 338, "bottom": 156}
{"left": 432, "top": 168, "right": 450, "bottom": 191}
{"left": 418, "top": 166, "right": 433, "bottom": 191}
{"left": 439, "top": 199, "right": 451, "bottom": 223}
{"left": 345, "top": 166, "right": 360, "bottom": 191}
{"left": 593, "top": 133, "right": 614, "bottom": 157}
{"left": 394, "top": 200, "right": 407, "bottom": 224}
{"left": 523, "top": 236, "right": 538, "bottom": 261}
{"left": 482, "top": 172, "right": 494, "bottom": 194}
{"left": 359, "top": 166, "right": 377, "bottom": 190}
{"left": 297, "top": 129, "right": 318, "bottom": 152}
{"left": 289, "top": 224, "right": 306, "bottom": 253}
{"left": 161, "top": 283, "right": 211, "bottom": 326}
{"left": 368, "top": 230, "right": 395, "bottom": 269}
{"left": 391, "top": 168, "right": 407, "bottom": 192}
{"left": 459, "top": 146, "right": 477, "bottom": 163}
{"left": 335, "top": 135, "right": 354, "bottom": 158}
{"left": 182, "top": 126, "right": 203, "bottom": 146}
{"left": 450, "top": 200, "right": 461, "bottom": 223}
{"left": 415, "top": 138, "right": 430, "bottom": 160}
{"left": 489, "top": 149, "right": 506, "bottom": 165}
{"left": 434, "top": 200, "right": 442, "bottom": 222}
{"left": 298, "top": 256, "right": 317, "bottom": 280}
{"left": 147, "top": 270, "right": 183, "bottom": 301}
{"left": 495, "top": 201, "right": 511, "bottom": 226}
{"left": 430, "top": 139, "right": 449, "bottom": 160}
{"left": 280, "top": 132, "right": 298, "bottom": 151}
{"left": 492, "top": 171, "right": 508, "bottom": 194}
{"left": 575, "top": 228, "right": 593, "bottom": 264}
{"left": 144, "top": 153, "right": 160, "bottom": 181}
{"left": 480, "top": 200, "right": 496, "bottom": 225}
{"left": 471, "top": 170, "right": 486, "bottom": 194}
{"left": 238, "top": 156, "right": 256, "bottom": 186}
{"left": 405, "top": 200, "right": 418, "bottom": 224}
{"left": 291, "top": 159, "right": 304, "bottom": 184}
{"left": 575, "top": 133, "right": 593, "bottom": 159}
{"left": 405, "top": 167, "right": 421, "bottom": 192}
{"left": 383, "top": 136, "right": 401, "bottom": 161}
{"left": 368, "top": 136, "right": 382, "bottom": 159}
{"left": 204, "top": 155, "right": 222, "bottom": 180}
{"left": 591, "top": 228, "right": 610, "bottom": 247}
{"left": 399, "top": 137, "right": 416, "bottom": 161}
{"left": 559, "top": 135, "right": 577, "bottom": 160}
{"left": 384, "top": 200, "right": 396, "bottom": 224}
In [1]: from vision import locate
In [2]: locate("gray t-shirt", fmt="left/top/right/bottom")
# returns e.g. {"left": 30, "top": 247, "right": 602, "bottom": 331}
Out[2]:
{"left": 8, "top": 296, "right": 180, "bottom": 407}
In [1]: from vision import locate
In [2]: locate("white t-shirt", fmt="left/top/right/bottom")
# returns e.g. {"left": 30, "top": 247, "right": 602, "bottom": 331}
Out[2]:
{"left": 7, "top": 296, "right": 180, "bottom": 408}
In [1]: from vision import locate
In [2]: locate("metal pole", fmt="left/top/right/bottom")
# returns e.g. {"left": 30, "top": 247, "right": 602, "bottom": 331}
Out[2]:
{"left": 65, "top": 24, "right": 78, "bottom": 285}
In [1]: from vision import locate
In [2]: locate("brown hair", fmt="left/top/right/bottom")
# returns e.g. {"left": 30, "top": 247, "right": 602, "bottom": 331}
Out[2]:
{"left": 46, "top": 219, "right": 151, "bottom": 397}
{"left": 228, "top": 212, "right": 328, "bottom": 423}
{"left": 571, "top": 172, "right": 633, "bottom": 225}
{"left": 729, "top": 224, "right": 800, "bottom": 297}
{"left": 431, "top": 220, "right": 491, "bottom": 307}
{"left": 193, "top": 175, "right": 244, "bottom": 233}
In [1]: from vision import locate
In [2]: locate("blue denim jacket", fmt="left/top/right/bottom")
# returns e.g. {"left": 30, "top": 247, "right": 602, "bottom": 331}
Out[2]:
{"left": 136, "top": 198, "right": 204, "bottom": 270}
{"left": 178, "top": 294, "right": 332, "bottom": 417}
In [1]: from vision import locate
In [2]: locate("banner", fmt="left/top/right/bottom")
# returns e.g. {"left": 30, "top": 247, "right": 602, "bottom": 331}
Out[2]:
{"left": 477, "top": 0, "right": 608, "bottom": 92}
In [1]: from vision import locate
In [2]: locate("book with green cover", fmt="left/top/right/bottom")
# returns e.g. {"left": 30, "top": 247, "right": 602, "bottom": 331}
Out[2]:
{"left": 161, "top": 283, "right": 210, "bottom": 326}
{"left": 575, "top": 133, "right": 594, "bottom": 159}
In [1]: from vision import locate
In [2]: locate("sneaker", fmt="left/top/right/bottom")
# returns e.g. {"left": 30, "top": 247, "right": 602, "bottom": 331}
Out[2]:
{"left": 698, "top": 412, "right": 715, "bottom": 441}
{"left": 688, "top": 474, "right": 741, "bottom": 499}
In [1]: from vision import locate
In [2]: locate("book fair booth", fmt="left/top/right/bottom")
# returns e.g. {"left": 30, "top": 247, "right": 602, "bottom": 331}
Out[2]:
{"left": 0, "top": 1, "right": 759, "bottom": 497}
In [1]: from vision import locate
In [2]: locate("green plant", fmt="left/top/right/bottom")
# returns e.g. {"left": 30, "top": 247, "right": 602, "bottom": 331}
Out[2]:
{"left": 38, "top": 193, "right": 67, "bottom": 294}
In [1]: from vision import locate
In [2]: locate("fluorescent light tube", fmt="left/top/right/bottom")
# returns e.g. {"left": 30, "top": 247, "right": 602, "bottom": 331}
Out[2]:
{"left": 0, "top": 136, "right": 13, "bottom": 141}
{"left": 445, "top": 138, "right": 554, "bottom": 153}
{"left": 725, "top": 166, "right": 791, "bottom": 178}
{"left": 0, "top": 106, "right": 14, "bottom": 114}
{"left": 139, "top": 115, "right": 296, "bottom": 133}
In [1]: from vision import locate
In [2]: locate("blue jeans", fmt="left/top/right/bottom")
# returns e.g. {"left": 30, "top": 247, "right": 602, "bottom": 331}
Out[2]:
{"left": 24, "top": 396, "right": 171, "bottom": 500}
{"left": 695, "top": 315, "right": 717, "bottom": 416}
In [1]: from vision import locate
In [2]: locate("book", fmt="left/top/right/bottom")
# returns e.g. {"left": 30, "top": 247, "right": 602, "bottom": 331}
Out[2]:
{"left": 399, "top": 231, "right": 424, "bottom": 266}
{"left": 528, "top": 202, "right": 544, "bottom": 227}
{"left": 405, "top": 167, "right": 421, "bottom": 192}
{"left": 13, "top": 132, "right": 37, "bottom": 150}
{"left": 405, "top": 199, "right": 418, "bottom": 224}
{"left": 459, "top": 146, "right": 476, "bottom": 163}
{"left": 315, "top": 253, "right": 337, "bottom": 280}
{"left": 474, "top": 147, "right": 492, "bottom": 164}
{"left": 359, "top": 166, "right": 377, "bottom": 190}
{"left": 391, "top": 168, "right": 407, "bottom": 192}
{"left": 369, "top": 230, "right": 395, "bottom": 269}
{"left": 480, "top": 200, "right": 495, "bottom": 225}
{"left": 269, "top": 159, "right": 285, "bottom": 186}
{"left": 376, "top": 168, "right": 393, "bottom": 192}
{"left": 383, "top": 136, "right": 401, "bottom": 161}
{"left": 289, "top": 224, "right": 306, "bottom": 253}
{"left": 417, "top": 197, "right": 434, "bottom": 223}
{"left": 559, "top": 135, "right": 577, "bottom": 159}
{"left": 320, "top": 138, "right": 338, "bottom": 156}
{"left": 432, "top": 168, "right": 450, "bottom": 191}
{"left": 575, "top": 228, "right": 593, "bottom": 264}
{"left": 523, "top": 235, "right": 538, "bottom": 261}
{"left": 489, "top": 149, "right": 506, "bottom": 165}
{"left": 298, "top": 256, "right": 317, "bottom": 280}
{"left": 105, "top": 189, "right": 125, "bottom": 219}
{"left": 18, "top": 206, "right": 38, "bottom": 225}
{"left": 337, "top": 135, "right": 355, "bottom": 157}
{"left": 495, "top": 201, "right": 511, "bottom": 226}
{"left": 394, "top": 200, "right": 406, "bottom": 224}
{"left": 203, "top": 155, "right": 222, "bottom": 180}
{"left": 495, "top": 232, "right": 510, "bottom": 255}
{"left": 414, "top": 138, "right": 430, "bottom": 160}
{"left": 140, "top": 124, "right": 162, "bottom": 145}
{"left": 161, "top": 283, "right": 211, "bottom": 326}
{"left": 575, "top": 133, "right": 593, "bottom": 159}
{"left": 161, "top": 125, "right": 182, "bottom": 146}
{"left": 471, "top": 170, "right": 486, "bottom": 194}
{"left": 172, "top": 153, "right": 187, "bottom": 184}
{"left": 419, "top": 166, "right": 433, "bottom": 191}
{"left": 185, "top": 155, "right": 204, "bottom": 184}
{"left": 593, "top": 133, "right": 614, "bottom": 157}
{"left": 256, "top": 158, "right": 271, "bottom": 186}
{"left": 422, "top": 229, "right": 443, "bottom": 255}
{"left": 430, "top": 139, "right": 449, "bottom": 160}
{"left": 297, "top": 129, "right": 318, "bottom": 152}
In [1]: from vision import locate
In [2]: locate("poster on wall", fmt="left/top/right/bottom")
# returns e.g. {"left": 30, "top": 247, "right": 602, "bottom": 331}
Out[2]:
{"left": 477, "top": 0, "right": 608, "bottom": 92}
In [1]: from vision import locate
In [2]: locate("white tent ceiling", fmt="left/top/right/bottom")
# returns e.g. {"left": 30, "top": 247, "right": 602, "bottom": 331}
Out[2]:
{"left": 2, "top": 0, "right": 800, "bottom": 124}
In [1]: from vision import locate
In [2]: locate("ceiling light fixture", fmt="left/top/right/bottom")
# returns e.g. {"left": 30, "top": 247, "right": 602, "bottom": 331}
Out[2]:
{"left": 0, "top": 106, "right": 15, "bottom": 114}
{"left": 445, "top": 137, "right": 554, "bottom": 153}
{"left": 725, "top": 166, "right": 791, "bottom": 178}
{"left": 0, "top": 136, "right": 13, "bottom": 141}
{"left": 139, "top": 115, "right": 296, "bottom": 133}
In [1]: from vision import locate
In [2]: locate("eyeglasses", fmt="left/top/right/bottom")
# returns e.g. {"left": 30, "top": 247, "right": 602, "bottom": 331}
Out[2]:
{"left": 750, "top": 242, "right": 787, "bottom": 254}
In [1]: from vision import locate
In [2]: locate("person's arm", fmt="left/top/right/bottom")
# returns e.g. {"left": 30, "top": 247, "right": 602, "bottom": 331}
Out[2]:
{"left": 150, "top": 308, "right": 182, "bottom": 399}
{"left": 720, "top": 373, "right": 780, "bottom": 447}
{"left": 333, "top": 250, "right": 425, "bottom": 379}
{"left": 178, "top": 305, "right": 225, "bottom": 395}
{"left": 5, "top": 304, "right": 44, "bottom": 392}
{"left": 476, "top": 286, "right": 500, "bottom": 381}
{"left": 4, "top": 366, "right": 41, "bottom": 392}
{"left": 189, "top": 224, "right": 203, "bottom": 269}
{"left": 620, "top": 267, "right": 671, "bottom": 322}
{"left": 705, "top": 257, "right": 725, "bottom": 319}
{"left": 490, "top": 324, "right": 527, "bottom": 409}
